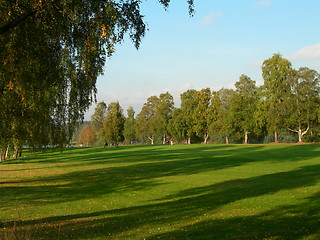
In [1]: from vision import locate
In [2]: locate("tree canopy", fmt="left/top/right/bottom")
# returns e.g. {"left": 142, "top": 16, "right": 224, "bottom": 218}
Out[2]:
{"left": 0, "top": 0, "right": 194, "bottom": 159}
{"left": 88, "top": 54, "right": 320, "bottom": 147}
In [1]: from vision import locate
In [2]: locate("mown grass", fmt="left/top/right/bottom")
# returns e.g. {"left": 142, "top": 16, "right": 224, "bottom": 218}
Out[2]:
{"left": 0, "top": 144, "right": 319, "bottom": 239}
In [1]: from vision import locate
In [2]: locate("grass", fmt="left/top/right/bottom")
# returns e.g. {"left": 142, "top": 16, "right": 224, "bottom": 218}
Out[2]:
{"left": 0, "top": 144, "right": 319, "bottom": 239}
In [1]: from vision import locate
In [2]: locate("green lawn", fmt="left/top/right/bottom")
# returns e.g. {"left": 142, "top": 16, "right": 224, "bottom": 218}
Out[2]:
{"left": 0, "top": 144, "right": 319, "bottom": 239}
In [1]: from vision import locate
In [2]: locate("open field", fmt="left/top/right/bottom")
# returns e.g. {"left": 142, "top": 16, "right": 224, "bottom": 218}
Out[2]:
{"left": 0, "top": 144, "right": 319, "bottom": 239}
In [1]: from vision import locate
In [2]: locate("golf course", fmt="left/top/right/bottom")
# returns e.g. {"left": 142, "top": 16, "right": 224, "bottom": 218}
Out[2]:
{"left": 1, "top": 144, "right": 319, "bottom": 239}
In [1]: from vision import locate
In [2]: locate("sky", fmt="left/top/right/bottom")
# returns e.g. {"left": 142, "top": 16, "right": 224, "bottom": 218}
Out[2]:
{"left": 85, "top": 0, "right": 320, "bottom": 119}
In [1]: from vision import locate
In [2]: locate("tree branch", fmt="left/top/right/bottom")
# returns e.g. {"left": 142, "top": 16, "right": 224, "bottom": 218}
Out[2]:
{"left": 0, "top": 9, "right": 37, "bottom": 35}
{"left": 0, "top": 0, "right": 56, "bottom": 35}
{"left": 288, "top": 127, "right": 298, "bottom": 133}
{"left": 302, "top": 124, "right": 310, "bottom": 136}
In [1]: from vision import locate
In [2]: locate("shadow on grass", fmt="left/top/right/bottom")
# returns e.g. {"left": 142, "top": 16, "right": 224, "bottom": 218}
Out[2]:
{"left": 1, "top": 144, "right": 317, "bottom": 207}
{"left": 1, "top": 163, "right": 319, "bottom": 239}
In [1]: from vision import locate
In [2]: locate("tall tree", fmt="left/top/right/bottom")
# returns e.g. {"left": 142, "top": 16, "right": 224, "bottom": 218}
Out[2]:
{"left": 156, "top": 92, "right": 174, "bottom": 144}
{"left": 285, "top": 67, "right": 320, "bottom": 143}
{"left": 123, "top": 107, "right": 137, "bottom": 145}
{"left": 104, "top": 102, "right": 125, "bottom": 145}
{"left": 193, "top": 88, "right": 212, "bottom": 144}
{"left": 262, "top": 53, "right": 293, "bottom": 143}
{"left": 209, "top": 88, "right": 235, "bottom": 144}
{"left": 168, "top": 108, "right": 188, "bottom": 143}
{"left": 180, "top": 89, "right": 198, "bottom": 144}
{"left": 136, "top": 96, "right": 159, "bottom": 144}
{"left": 230, "top": 75, "right": 258, "bottom": 144}
{"left": 91, "top": 101, "right": 107, "bottom": 145}
{"left": 0, "top": 0, "right": 194, "bottom": 158}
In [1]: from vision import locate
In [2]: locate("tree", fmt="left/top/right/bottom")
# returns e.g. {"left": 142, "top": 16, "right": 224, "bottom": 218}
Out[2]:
{"left": 193, "top": 88, "right": 212, "bottom": 144}
{"left": 285, "top": 67, "right": 320, "bottom": 143}
{"left": 209, "top": 88, "right": 235, "bottom": 144}
{"left": 104, "top": 102, "right": 125, "bottom": 145}
{"left": 262, "top": 53, "right": 293, "bottom": 143}
{"left": 136, "top": 96, "right": 159, "bottom": 144}
{"left": 78, "top": 125, "right": 95, "bottom": 147}
{"left": 0, "top": 0, "right": 194, "bottom": 157}
{"left": 156, "top": 92, "right": 174, "bottom": 144}
{"left": 123, "top": 107, "right": 137, "bottom": 145}
{"left": 230, "top": 75, "right": 258, "bottom": 144}
{"left": 168, "top": 108, "right": 188, "bottom": 143}
{"left": 180, "top": 89, "right": 198, "bottom": 144}
{"left": 91, "top": 101, "right": 107, "bottom": 145}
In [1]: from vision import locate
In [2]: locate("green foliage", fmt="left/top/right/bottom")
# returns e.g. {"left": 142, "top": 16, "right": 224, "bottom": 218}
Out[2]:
{"left": 229, "top": 75, "right": 258, "bottom": 143}
{"left": 1, "top": 144, "right": 319, "bottom": 239}
{"left": 209, "top": 88, "right": 235, "bottom": 144}
{"left": 156, "top": 92, "right": 174, "bottom": 141}
{"left": 123, "top": 107, "right": 137, "bottom": 144}
{"left": 136, "top": 95, "right": 159, "bottom": 144}
{"left": 193, "top": 88, "right": 212, "bottom": 143}
{"left": 104, "top": 102, "right": 125, "bottom": 144}
{"left": 180, "top": 89, "right": 198, "bottom": 143}
{"left": 91, "top": 102, "right": 107, "bottom": 145}
{"left": 0, "top": 0, "right": 193, "bottom": 158}
{"left": 168, "top": 108, "right": 188, "bottom": 143}
{"left": 262, "top": 54, "right": 294, "bottom": 142}
{"left": 284, "top": 67, "right": 320, "bottom": 142}
{"left": 136, "top": 92, "right": 174, "bottom": 144}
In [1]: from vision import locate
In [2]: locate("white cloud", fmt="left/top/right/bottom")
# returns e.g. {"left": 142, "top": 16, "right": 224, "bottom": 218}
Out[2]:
{"left": 289, "top": 43, "right": 320, "bottom": 60}
{"left": 200, "top": 11, "right": 222, "bottom": 26}
{"left": 255, "top": 0, "right": 271, "bottom": 7}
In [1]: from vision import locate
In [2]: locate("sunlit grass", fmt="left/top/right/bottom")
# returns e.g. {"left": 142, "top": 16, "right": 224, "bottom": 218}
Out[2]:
{"left": 1, "top": 144, "right": 319, "bottom": 239}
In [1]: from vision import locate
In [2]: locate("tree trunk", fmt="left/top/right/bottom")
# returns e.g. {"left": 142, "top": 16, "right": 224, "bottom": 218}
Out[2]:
{"left": 244, "top": 131, "right": 249, "bottom": 144}
{"left": 148, "top": 136, "right": 154, "bottom": 145}
{"left": 0, "top": 149, "right": 5, "bottom": 161}
{"left": 163, "top": 135, "right": 166, "bottom": 145}
{"left": 274, "top": 132, "right": 279, "bottom": 143}
{"left": 204, "top": 133, "right": 209, "bottom": 144}
{"left": 225, "top": 136, "right": 229, "bottom": 144}
{"left": 298, "top": 130, "right": 303, "bottom": 143}
{"left": 187, "top": 136, "right": 191, "bottom": 144}
{"left": 13, "top": 144, "right": 21, "bottom": 159}
{"left": 5, "top": 145, "right": 10, "bottom": 160}
{"left": 288, "top": 124, "right": 309, "bottom": 143}
{"left": 13, "top": 148, "right": 19, "bottom": 159}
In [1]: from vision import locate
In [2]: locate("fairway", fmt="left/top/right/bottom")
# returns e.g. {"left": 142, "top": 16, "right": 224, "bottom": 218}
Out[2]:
{"left": 0, "top": 144, "right": 319, "bottom": 239}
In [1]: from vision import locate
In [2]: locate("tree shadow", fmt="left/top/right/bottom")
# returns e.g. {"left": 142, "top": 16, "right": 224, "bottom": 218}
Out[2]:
{"left": 1, "top": 164, "right": 319, "bottom": 239}
{"left": 0, "top": 145, "right": 319, "bottom": 208}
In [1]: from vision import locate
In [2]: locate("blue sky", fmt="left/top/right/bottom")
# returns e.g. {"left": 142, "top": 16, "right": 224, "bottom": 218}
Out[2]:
{"left": 85, "top": 0, "right": 320, "bottom": 119}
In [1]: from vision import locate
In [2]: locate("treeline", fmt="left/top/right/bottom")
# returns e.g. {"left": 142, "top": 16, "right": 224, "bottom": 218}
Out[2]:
{"left": 78, "top": 54, "right": 320, "bottom": 146}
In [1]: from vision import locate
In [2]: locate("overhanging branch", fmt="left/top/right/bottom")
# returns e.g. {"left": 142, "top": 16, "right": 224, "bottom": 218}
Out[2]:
{"left": 0, "top": 9, "right": 38, "bottom": 35}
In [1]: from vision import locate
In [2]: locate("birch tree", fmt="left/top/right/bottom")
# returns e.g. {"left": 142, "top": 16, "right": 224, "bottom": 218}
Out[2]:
{"left": 285, "top": 67, "right": 320, "bottom": 143}
{"left": 104, "top": 102, "right": 125, "bottom": 145}
{"left": 0, "top": 0, "right": 194, "bottom": 158}
{"left": 193, "top": 88, "right": 212, "bottom": 144}
{"left": 156, "top": 92, "right": 174, "bottom": 144}
{"left": 136, "top": 96, "right": 159, "bottom": 145}
{"left": 230, "top": 75, "right": 258, "bottom": 144}
{"left": 209, "top": 89, "right": 235, "bottom": 144}
{"left": 123, "top": 107, "right": 137, "bottom": 145}
{"left": 180, "top": 89, "right": 198, "bottom": 144}
{"left": 262, "top": 54, "right": 293, "bottom": 143}
{"left": 168, "top": 108, "right": 188, "bottom": 144}
{"left": 91, "top": 102, "right": 107, "bottom": 145}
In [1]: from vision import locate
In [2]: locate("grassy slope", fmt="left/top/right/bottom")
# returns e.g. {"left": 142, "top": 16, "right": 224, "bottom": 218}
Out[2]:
{"left": 0, "top": 144, "right": 319, "bottom": 239}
